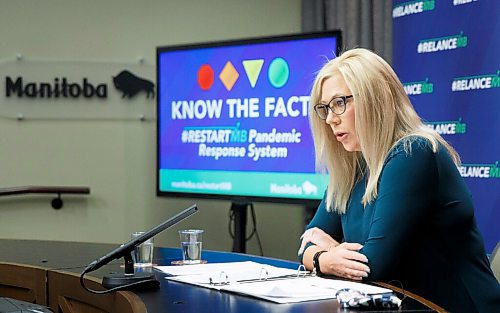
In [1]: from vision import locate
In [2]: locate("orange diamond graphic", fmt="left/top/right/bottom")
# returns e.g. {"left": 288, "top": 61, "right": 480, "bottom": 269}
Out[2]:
{"left": 219, "top": 61, "right": 239, "bottom": 91}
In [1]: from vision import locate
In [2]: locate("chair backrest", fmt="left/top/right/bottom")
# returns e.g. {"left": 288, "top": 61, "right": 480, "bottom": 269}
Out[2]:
{"left": 490, "top": 242, "right": 500, "bottom": 282}
{"left": 0, "top": 263, "right": 46, "bottom": 305}
{"left": 47, "top": 270, "right": 147, "bottom": 313}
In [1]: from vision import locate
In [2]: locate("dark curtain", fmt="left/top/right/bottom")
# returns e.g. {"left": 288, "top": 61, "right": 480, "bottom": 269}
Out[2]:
{"left": 302, "top": 0, "right": 393, "bottom": 63}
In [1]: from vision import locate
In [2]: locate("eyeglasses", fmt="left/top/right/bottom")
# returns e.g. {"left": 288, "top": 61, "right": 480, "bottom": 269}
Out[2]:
{"left": 335, "top": 288, "right": 402, "bottom": 309}
{"left": 314, "top": 95, "right": 353, "bottom": 119}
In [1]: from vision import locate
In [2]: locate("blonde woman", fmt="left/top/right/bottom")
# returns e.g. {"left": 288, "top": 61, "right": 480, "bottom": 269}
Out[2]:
{"left": 298, "top": 48, "right": 500, "bottom": 313}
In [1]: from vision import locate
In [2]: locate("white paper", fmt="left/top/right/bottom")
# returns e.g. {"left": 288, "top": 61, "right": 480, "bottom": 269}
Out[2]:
{"left": 228, "top": 277, "right": 336, "bottom": 303}
{"left": 156, "top": 261, "right": 296, "bottom": 281}
{"left": 160, "top": 261, "right": 393, "bottom": 304}
{"left": 308, "top": 277, "right": 392, "bottom": 295}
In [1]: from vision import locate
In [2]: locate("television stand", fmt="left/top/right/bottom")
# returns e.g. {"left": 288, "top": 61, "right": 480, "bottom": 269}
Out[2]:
{"left": 230, "top": 202, "right": 248, "bottom": 253}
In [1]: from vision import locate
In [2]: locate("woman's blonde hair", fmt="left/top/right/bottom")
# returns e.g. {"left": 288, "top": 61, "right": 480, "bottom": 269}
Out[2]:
{"left": 309, "top": 48, "right": 459, "bottom": 213}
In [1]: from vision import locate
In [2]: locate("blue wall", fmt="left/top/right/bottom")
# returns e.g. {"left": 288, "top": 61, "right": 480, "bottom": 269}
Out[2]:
{"left": 392, "top": 0, "right": 499, "bottom": 252}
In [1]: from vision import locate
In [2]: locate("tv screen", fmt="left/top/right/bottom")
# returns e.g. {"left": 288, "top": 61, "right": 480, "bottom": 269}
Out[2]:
{"left": 157, "top": 31, "right": 341, "bottom": 204}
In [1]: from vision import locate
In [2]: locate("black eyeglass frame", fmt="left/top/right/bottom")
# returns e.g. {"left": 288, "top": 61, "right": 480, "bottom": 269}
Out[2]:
{"left": 313, "top": 95, "right": 353, "bottom": 119}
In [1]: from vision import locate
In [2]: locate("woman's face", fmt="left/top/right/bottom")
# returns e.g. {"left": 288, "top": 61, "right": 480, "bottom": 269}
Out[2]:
{"left": 320, "top": 73, "right": 361, "bottom": 152}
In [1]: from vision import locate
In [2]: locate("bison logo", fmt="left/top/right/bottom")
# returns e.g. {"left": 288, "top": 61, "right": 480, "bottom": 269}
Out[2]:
{"left": 113, "top": 70, "right": 155, "bottom": 99}
{"left": 302, "top": 181, "right": 318, "bottom": 195}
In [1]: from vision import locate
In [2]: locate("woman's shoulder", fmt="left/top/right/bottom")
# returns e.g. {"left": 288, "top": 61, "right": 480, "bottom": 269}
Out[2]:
{"left": 386, "top": 135, "right": 437, "bottom": 163}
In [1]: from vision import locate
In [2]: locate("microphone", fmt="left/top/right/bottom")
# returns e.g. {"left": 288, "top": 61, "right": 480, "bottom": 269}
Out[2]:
{"left": 81, "top": 204, "right": 199, "bottom": 291}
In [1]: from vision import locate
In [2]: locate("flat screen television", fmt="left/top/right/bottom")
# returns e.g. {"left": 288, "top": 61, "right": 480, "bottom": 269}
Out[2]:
{"left": 157, "top": 31, "right": 341, "bottom": 205}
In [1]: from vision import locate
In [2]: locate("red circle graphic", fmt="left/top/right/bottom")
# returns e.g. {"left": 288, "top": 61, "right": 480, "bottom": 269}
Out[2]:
{"left": 197, "top": 64, "right": 214, "bottom": 90}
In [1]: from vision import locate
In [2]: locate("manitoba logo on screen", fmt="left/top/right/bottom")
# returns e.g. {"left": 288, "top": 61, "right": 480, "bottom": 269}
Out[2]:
{"left": 425, "top": 118, "right": 467, "bottom": 135}
{"left": 270, "top": 180, "right": 318, "bottom": 196}
{"left": 196, "top": 57, "right": 289, "bottom": 91}
{"left": 459, "top": 161, "right": 500, "bottom": 179}
{"left": 392, "top": 0, "right": 435, "bottom": 18}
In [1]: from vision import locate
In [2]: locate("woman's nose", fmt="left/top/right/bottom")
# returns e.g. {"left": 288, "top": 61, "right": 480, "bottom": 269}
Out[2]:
{"left": 326, "top": 111, "right": 340, "bottom": 125}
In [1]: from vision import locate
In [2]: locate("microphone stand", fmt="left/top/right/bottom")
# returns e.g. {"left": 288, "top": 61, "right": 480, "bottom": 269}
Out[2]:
{"left": 80, "top": 249, "right": 159, "bottom": 294}
{"left": 101, "top": 250, "right": 158, "bottom": 289}
{"left": 80, "top": 204, "right": 198, "bottom": 293}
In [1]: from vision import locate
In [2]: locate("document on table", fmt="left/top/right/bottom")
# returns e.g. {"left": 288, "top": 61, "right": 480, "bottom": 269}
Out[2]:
{"left": 155, "top": 261, "right": 392, "bottom": 304}
{"left": 156, "top": 261, "right": 294, "bottom": 278}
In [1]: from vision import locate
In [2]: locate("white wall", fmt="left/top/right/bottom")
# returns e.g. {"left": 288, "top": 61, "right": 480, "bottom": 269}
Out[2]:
{"left": 0, "top": 0, "right": 307, "bottom": 261}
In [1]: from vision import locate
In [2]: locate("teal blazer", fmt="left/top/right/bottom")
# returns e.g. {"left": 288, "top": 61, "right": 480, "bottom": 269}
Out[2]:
{"left": 304, "top": 137, "right": 500, "bottom": 312}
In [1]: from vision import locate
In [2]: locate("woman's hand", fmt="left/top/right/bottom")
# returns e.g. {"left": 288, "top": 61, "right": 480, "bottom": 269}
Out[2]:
{"left": 320, "top": 243, "right": 370, "bottom": 280}
{"left": 299, "top": 228, "right": 370, "bottom": 280}
{"left": 298, "top": 227, "right": 340, "bottom": 255}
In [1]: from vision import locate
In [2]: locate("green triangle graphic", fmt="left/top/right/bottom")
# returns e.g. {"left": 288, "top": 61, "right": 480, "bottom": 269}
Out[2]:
{"left": 242, "top": 59, "right": 264, "bottom": 88}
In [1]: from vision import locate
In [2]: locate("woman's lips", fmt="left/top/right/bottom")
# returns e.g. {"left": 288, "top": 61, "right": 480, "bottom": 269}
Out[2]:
{"left": 335, "top": 132, "right": 347, "bottom": 141}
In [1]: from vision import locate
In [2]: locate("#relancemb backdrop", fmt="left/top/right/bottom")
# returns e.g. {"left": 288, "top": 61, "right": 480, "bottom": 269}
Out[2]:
{"left": 392, "top": 0, "right": 499, "bottom": 252}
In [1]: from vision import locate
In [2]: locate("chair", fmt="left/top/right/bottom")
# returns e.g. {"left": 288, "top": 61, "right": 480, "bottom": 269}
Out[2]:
{"left": 0, "top": 262, "right": 46, "bottom": 305}
{"left": 490, "top": 242, "right": 500, "bottom": 281}
{"left": 47, "top": 270, "right": 147, "bottom": 313}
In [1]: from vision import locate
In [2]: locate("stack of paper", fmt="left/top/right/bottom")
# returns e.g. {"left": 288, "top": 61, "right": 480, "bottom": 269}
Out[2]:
{"left": 155, "top": 261, "right": 392, "bottom": 304}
